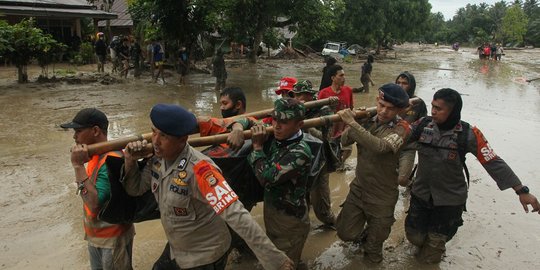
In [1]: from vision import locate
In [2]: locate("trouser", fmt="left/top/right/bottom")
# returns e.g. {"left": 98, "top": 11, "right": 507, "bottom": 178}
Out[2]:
{"left": 88, "top": 236, "right": 133, "bottom": 270}
{"left": 310, "top": 169, "right": 336, "bottom": 225}
{"left": 336, "top": 197, "right": 395, "bottom": 257}
{"left": 264, "top": 204, "right": 310, "bottom": 266}
{"left": 405, "top": 194, "right": 464, "bottom": 263}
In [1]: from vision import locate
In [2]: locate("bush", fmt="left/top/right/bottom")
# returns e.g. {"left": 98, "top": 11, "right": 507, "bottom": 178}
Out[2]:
{"left": 72, "top": 42, "right": 95, "bottom": 65}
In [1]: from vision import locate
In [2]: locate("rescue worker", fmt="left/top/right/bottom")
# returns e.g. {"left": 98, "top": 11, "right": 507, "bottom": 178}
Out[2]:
{"left": 247, "top": 98, "right": 313, "bottom": 268}
{"left": 291, "top": 80, "right": 337, "bottom": 228}
{"left": 152, "top": 88, "right": 249, "bottom": 270}
{"left": 62, "top": 108, "right": 135, "bottom": 270}
{"left": 402, "top": 88, "right": 540, "bottom": 264}
{"left": 318, "top": 65, "right": 354, "bottom": 171}
{"left": 335, "top": 84, "right": 411, "bottom": 263}
{"left": 122, "top": 104, "right": 294, "bottom": 270}
{"left": 395, "top": 71, "right": 428, "bottom": 186}
{"left": 275, "top": 77, "right": 297, "bottom": 99}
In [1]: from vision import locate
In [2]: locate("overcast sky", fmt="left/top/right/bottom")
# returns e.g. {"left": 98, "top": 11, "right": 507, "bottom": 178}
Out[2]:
{"left": 430, "top": 0, "right": 501, "bottom": 20}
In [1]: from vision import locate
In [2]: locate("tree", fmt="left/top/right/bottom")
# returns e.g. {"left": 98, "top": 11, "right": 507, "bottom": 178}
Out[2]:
{"left": 502, "top": 3, "right": 529, "bottom": 45}
{"left": 523, "top": 0, "right": 540, "bottom": 45}
{"left": 0, "top": 19, "right": 66, "bottom": 83}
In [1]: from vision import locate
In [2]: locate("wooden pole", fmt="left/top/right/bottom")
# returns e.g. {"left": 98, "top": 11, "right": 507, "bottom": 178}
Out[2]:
{"left": 88, "top": 98, "right": 419, "bottom": 155}
{"left": 87, "top": 97, "right": 338, "bottom": 156}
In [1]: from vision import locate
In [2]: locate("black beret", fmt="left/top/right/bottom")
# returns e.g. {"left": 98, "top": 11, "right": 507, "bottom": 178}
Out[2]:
{"left": 378, "top": 83, "right": 410, "bottom": 108}
{"left": 150, "top": 104, "right": 197, "bottom": 137}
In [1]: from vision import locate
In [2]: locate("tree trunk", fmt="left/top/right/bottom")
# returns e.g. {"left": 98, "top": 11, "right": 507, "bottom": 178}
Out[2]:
{"left": 17, "top": 65, "right": 28, "bottom": 83}
{"left": 249, "top": 29, "right": 264, "bottom": 63}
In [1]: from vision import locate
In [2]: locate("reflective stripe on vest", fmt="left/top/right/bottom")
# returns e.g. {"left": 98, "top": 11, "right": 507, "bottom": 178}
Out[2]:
{"left": 83, "top": 150, "right": 127, "bottom": 238}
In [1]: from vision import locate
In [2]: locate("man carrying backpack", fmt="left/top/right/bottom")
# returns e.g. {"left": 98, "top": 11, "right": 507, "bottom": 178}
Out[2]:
{"left": 402, "top": 88, "right": 540, "bottom": 264}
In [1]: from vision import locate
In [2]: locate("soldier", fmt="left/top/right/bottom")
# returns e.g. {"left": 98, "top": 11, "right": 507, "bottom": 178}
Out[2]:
{"left": 247, "top": 98, "right": 313, "bottom": 268}
{"left": 122, "top": 104, "right": 294, "bottom": 270}
{"left": 335, "top": 84, "right": 411, "bottom": 263}
{"left": 291, "top": 80, "right": 337, "bottom": 228}
{"left": 402, "top": 88, "right": 540, "bottom": 264}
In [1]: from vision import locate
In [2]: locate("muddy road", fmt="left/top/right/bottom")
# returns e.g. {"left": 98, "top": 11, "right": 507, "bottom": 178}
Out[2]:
{"left": 0, "top": 43, "right": 539, "bottom": 269}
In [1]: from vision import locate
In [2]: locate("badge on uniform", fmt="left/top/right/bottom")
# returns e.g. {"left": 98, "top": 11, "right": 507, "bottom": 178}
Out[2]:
{"left": 152, "top": 182, "right": 159, "bottom": 192}
{"left": 173, "top": 177, "right": 188, "bottom": 186}
{"left": 177, "top": 158, "right": 187, "bottom": 170}
{"left": 448, "top": 151, "right": 457, "bottom": 160}
{"left": 173, "top": 207, "right": 188, "bottom": 216}
{"left": 178, "top": 171, "right": 187, "bottom": 179}
{"left": 203, "top": 171, "right": 218, "bottom": 187}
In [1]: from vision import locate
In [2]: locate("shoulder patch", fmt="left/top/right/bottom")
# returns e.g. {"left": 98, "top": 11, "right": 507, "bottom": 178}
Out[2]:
{"left": 193, "top": 160, "right": 238, "bottom": 214}
{"left": 177, "top": 158, "right": 187, "bottom": 170}
{"left": 472, "top": 126, "right": 497, "bottom": 164}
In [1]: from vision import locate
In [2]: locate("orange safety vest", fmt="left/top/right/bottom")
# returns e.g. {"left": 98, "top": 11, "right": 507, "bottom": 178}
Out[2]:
{"left": 83, "top": 150, "right": 129, "bottom": 238}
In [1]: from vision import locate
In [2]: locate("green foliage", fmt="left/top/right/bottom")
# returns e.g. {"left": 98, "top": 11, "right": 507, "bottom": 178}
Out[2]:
{"left": 502, "top": 4, "right": 529, "bottom": 45}
{"left": 0, "top": 18, "right": 66, "bottom": 83}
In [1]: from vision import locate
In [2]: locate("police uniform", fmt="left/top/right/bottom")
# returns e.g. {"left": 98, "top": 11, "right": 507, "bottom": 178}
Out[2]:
{"left": 403, "top": 116, "right": 523, "bottom": 263}
{"left": 335, "top": 84, "right": 411, "bottom": 263}
{"left": 247, "top": 99, "right": 312, "bottom": 266}
{"left": 122, "top": 104, "right": 288, "bottom": 270}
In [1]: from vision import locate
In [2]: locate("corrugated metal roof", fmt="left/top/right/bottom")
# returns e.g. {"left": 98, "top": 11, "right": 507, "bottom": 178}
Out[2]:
{"left": 0, "top": 5, "right": 117, "bottom": 19}
{"left": 97, "top": 0, "right": 132, "bottom": 27}
{"left": 0, "top": 0, "right": 117, "bottom": 19}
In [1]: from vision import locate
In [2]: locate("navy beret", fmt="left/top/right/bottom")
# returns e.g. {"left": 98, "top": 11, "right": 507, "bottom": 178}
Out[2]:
{"left": 150, "top": 104, "right": 197, "bottom": 137}
{"left": 378, "top": 83, "right": 410, "bottom": 108}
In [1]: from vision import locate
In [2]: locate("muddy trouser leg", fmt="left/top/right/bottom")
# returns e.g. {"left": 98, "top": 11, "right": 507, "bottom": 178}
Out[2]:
{"left": 264, "top": 204, "right": 310, "bottom": 266}
{"left": 405, "top": 194, "right": 430, "bottom": 247}
{"left": 363, "top": 203, "right": 396, "bottom": 262}
{"left": 335, "top": 195, "right": 367, "bottom": 242}
{"left": 310, "top": 169, "right": 336, "bottom": 225}
{"left": 406, "top": 194, "right": 464, "bottom": 263}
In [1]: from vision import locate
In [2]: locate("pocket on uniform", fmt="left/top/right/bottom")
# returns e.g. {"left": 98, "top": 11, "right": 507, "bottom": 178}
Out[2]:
{"left": 168, "top": 198, "right": 197, "bottom": 221}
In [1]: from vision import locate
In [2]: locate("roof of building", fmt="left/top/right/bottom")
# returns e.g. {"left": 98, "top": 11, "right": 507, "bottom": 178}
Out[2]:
{"left": 97, "top": 0, "right": 132, "bottom": 27}
{"left": 0, "top": 0, "right": 117, "bottom": 19}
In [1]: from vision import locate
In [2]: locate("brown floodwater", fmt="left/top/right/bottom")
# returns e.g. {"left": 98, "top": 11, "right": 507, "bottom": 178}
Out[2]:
{"left": 0, "top": 43, "right": 539, "bottom": 269}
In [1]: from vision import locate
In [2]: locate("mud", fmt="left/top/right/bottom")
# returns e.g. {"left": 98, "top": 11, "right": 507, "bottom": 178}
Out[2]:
{"left": 0, "top": 43, "right": 539, "bottom": 269}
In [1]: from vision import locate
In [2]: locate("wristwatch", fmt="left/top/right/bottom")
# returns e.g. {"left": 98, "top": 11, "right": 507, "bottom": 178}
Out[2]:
{"left": 515, "top": 185, "right": 529, "bottom": 195}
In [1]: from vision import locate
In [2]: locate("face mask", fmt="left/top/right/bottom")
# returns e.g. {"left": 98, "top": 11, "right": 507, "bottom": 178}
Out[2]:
{"left": 221, "top": 107, "right": 238, "bottom": 118}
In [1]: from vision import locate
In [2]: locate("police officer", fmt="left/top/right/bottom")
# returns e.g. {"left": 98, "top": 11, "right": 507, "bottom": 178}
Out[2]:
{"left": 335, "top": 84, "right": 411, "bottom": 263}
{"left": 402, "top": 88, "right": 540, "bottom": 264}
{"left": 291, "top": 80, "right": 337, "bottom": 228}
{"left": 248, "top": 98, "right": 313, "bottom": 268}
{"left": 122, "top": 104, "right": 294, "bottom": 270}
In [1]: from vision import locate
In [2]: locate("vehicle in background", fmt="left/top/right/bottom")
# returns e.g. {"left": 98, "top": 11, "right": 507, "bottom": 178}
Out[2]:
{"left": 321, "top": 42, "right": 364, "bottom": 57}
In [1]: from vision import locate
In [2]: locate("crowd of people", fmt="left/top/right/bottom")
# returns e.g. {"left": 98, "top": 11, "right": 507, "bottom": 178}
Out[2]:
{"left": 477, "top": 42, "right": 504, "bottom": 60}
{"left": 61, "top": 53, "right": 539, "bottom": 270}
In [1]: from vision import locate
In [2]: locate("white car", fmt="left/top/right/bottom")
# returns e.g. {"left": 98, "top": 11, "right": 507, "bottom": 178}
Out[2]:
{"left": 321, "top": 42, "right": 341, "bottom": 56}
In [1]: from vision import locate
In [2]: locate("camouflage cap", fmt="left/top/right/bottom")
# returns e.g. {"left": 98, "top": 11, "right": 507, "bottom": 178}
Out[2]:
{"left": 292, "top": 80, "right": 317, "bottom": 94}
{"left": 272, "top": 98, "right": 305, "bottom": 120}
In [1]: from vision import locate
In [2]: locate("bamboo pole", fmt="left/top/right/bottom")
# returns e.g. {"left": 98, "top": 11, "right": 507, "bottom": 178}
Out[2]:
{"left": 87, "top": 98, "right": 419, "bottom": 155}
{"left": 87, "top": 97, "right": 337, "bottom": 156}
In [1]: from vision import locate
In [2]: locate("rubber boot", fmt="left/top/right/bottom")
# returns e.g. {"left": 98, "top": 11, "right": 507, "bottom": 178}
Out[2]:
{"left": 418, "top": 233, "right": 447, "bottom": 264}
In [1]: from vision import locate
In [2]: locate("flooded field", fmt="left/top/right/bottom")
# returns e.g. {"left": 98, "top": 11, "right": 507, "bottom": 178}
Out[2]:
{"left": 0, "top": 43, "right": 539, "bottom": 269}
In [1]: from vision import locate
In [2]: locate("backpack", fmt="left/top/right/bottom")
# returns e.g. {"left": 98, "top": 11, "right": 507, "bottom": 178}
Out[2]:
{"left": 410, "top": 117, "right": 471, "bottom": 188}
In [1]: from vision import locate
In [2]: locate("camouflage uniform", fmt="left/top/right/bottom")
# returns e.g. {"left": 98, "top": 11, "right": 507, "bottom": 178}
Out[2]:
{"left": 293, "top": 80, "right": 337, "bottom": 226}
{"left": 247, "top": 99, "right": 312, "bottom": 266}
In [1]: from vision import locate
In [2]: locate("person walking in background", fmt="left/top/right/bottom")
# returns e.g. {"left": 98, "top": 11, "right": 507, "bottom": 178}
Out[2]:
{"left": 319, "top": 56, "right": 337, "bottom": 90}
{"left": 94, "top": 32, "right": 107, "bottom": 73}
{"left": 360, "top": 55, "right": 375, "bottom": 93}
{"left": 212, "top": 49, "right": 227, "bottom": 91}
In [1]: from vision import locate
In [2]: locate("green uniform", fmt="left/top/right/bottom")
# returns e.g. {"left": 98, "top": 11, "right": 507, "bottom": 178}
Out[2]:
{"left": 336, "top": 115, "right": 410, "bottom": 261}
{"left": 247, "top": 98, "right": 312, "bottom": 266}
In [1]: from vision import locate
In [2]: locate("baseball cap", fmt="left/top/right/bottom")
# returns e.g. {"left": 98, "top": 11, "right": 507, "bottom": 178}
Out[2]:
{"left": 275, "top": 77, "right": 297, "bottom": 95}
{"left": 61, "top": 108, "right": 109, "bottom": 130}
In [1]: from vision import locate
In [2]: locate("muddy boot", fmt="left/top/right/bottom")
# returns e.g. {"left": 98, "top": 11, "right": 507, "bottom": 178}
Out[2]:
{"left": 418, "top": 233, "right": 446, "bottom": 264}
{"left": 364, "top": 251, "right": 383, "bottom": 263}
